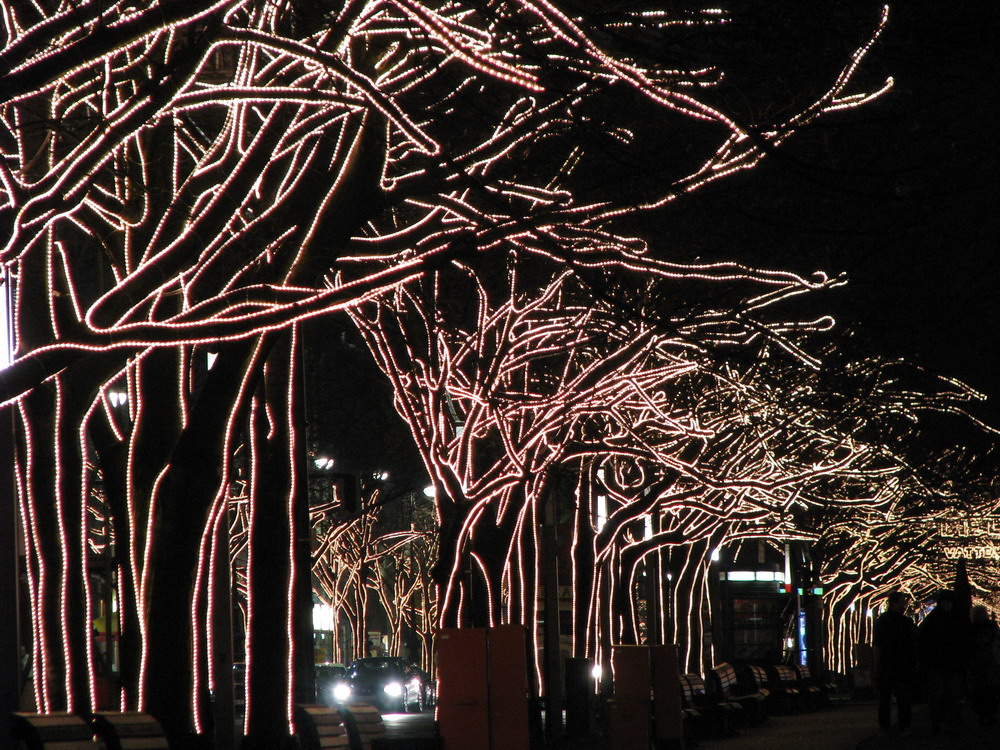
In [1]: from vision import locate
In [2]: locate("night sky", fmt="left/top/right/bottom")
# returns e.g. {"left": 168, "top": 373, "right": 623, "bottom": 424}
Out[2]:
{"left": 650, "top": 1, "right": 998, "bottom": 428}
{"left": 309, "top": 2, "right": 998, "bottom": 479}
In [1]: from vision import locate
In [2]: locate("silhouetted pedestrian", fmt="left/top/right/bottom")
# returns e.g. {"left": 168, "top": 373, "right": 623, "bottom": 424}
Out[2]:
{"left": 968, "top": 604, "right": 999, "bottom": 726}
{"left": 918, "top": 589, "right": 970, "bottom": 735}
{"left": 873, "top": 590, "right": 917, "bottom": 734}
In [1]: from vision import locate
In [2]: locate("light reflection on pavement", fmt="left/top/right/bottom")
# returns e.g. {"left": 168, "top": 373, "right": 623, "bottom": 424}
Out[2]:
{"left": 381, "top": 709, "right": 437, "bottom": 739}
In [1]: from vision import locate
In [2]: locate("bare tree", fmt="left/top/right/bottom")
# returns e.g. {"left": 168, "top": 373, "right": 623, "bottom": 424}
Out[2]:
{"left": 353, "top": 259, "right": 886, "bottom": 670}
{"left": 0, "top": 0, "right": 891, "bottom": 742}
{"left": 307, "top": 486, "right": 437, "bottom": 669}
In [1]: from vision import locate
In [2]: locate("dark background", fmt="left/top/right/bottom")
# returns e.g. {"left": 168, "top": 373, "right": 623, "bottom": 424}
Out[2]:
{"left": 657, "top": 1, "right": 997, "bottom": 427}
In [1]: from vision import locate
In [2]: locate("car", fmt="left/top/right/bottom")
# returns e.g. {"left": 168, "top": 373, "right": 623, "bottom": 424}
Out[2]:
{"left": 314, "top": 663, "right": 347, "bottom": 707}
{"left": 331, "top": 657, "right": 432, "bottom": 713}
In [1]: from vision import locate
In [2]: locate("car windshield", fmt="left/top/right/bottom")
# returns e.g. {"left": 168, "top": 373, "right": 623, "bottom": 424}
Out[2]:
{"left": 351, "top": 658, "right": 401, "bottom": 676}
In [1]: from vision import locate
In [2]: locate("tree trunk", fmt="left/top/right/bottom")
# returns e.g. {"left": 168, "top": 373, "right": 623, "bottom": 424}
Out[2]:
{"left": 144, "top": 340, "right": 266, "bottom": 743}
{"left": 242, "top": 336, "right": 295, "bottom": 748}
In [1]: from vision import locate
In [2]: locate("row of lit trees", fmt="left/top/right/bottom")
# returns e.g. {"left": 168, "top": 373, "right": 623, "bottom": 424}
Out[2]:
{"left": 817, "top": 464, "right": 1000, "bottom": 674}
{"left": 353, "top": 253, "right": 999, "bottom": 676}
{"left": 2, "top": 1, "right": 962, "bottom": 746}
{"left": 307, "top": 486, "right": 437, "bottom": 671}
{"left": 351, "top": 257, "right": 841, "bottom": 668}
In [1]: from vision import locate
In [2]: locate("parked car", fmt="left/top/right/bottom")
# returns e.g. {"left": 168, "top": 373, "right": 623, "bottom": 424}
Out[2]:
{"left": 332, "top": 657, "right": 432, "bottom": 712}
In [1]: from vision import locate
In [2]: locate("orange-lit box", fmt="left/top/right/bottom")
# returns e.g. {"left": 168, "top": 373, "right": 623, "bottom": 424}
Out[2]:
{"left": 487, "top": 624, "right": 530, "bottom": 750}
{"left": 651, "top": 644, "right": 683, "bottom": 744}
{"left": 610, "top": 645, "right": 652, "bottom": 750}
{"left": 437, "top": 628, "right": 490, "bottom": 750}
{"left": 608, "top": 698, "right": 650, "bottom": 750}
{"left": 612, "top": 645, "right": 651, "bottom": 701}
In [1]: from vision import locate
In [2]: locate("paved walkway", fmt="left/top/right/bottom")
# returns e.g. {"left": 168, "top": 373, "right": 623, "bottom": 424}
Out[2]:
{"left": 391, "top": 702, "right": 1000, "bottom": 749}
{"left": 700, "top": 701, "right": 999, "bottom": 750}
{"left": 855, "top": 704, "right": 998, "bottom": 750}
{"left": 700, "top": 701, "right": 873, "bottom": 750}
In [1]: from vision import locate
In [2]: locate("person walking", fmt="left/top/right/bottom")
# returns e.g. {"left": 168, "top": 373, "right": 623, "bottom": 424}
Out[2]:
{"left": 918, "top": 589, "right": 970, "bottom": 736}
{"left": 873, "top": 590, "right": 917, "bottom": 735}
{"left": 968, "top": 604, "right": 1000, "bottom": 726}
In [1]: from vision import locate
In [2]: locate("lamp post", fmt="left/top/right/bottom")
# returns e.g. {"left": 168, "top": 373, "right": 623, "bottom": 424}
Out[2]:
{"left": 1, "top": 273, "right": 22, "bottom": 749}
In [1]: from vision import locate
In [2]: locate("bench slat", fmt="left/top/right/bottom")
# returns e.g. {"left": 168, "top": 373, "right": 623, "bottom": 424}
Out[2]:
{"left": 317, "top": 738, "right": 351, "bottom": 748}
{"left": 340, "top": 703, "right": 386, "bottom": 750}
{"left": 316, "top": 724, "right": 347, "bottom": 737}
{"left": 296, "top": 704, "right": 353, "bottom": 750}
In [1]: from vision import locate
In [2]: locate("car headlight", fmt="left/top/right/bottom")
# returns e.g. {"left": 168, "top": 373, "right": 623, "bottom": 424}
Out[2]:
{"left": 383, "top": 681, "right": 403, "bottom": 698}
{"left": 333, "top": 683, "right": 351, "bottom": 701}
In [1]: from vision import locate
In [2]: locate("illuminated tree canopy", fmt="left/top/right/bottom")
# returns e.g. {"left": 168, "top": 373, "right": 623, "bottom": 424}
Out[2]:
{"left": 355, "top": 254, "right": 998, "bottom": 673}
{"left": 0, "top": 0, "right": 893, "bottom": 402}
{"left": 5, "top": 0, "right": 967, "bottom": 744}
{"left": 307, "top": 488, "right": 437, "bottom": 670}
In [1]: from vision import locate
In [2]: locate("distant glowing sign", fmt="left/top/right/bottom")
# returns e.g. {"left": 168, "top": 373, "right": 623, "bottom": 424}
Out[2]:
{"left": 938, "top": 517, "right": 1000, "bottom": 538}
{"left": 943, "top": 546, "right": 1000, "bottom": 560}
{"left": 934, "top": 515, "right": 1000, "bottom": 560}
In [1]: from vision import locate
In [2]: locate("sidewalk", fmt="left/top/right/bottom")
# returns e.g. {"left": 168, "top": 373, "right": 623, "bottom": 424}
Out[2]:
{"left": 856, "top": 703, "right": 998, "bottom": 750}
{"left": 699, "top": 701, "right": 999, "bottom": 750}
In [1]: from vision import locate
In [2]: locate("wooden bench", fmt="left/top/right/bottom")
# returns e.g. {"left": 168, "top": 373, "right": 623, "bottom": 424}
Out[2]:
{"left": 710, "top": 663, "right": 767, "bottom": 725}
{"left": 745, "top": 665, "right": 772, "bottom": 702}
{"left": 340, "top": 704, "right": 386, "bottom": 750}
{"left": 766, "top": 664, "right": 804, "bottom": 713}
{"left": 11, "top": 712, "right": 101, "bottom": 750}
{"left": 89, "top": 712, "right": 169, "bottom": 750}
{"left": 295, "top": 705, "right": 351, "bottom": 749}
{"left": 793, "top": 664, "right": 836, "bottom": 706}
{"left": 791, "top": 666, "right": 822, "bottom": 708}
{"left": 746, "top": 664, "right": 796, "bottom": 715}
{"left": 678, "top": 673, "right": 742, "bottom": 737}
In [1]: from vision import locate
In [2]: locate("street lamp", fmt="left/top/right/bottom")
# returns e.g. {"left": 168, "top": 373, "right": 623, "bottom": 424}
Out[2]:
{"left": 1, "top": 273, "right": 11, "bottom": 370}
{"left": 0, "top": 270, "right": 17, "bottom": 730}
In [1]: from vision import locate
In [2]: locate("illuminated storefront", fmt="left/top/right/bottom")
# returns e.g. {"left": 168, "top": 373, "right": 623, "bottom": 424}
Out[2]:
{"left": 715, "top": 540, "right": 823, "bottom": 670}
